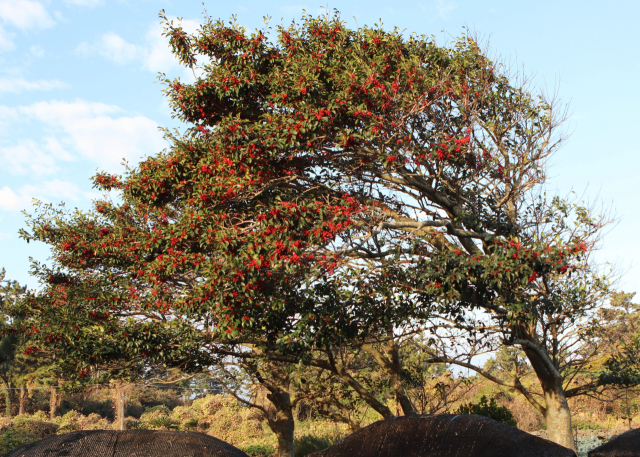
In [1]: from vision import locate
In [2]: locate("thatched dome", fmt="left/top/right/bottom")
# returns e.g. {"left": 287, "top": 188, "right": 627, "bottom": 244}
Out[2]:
{"left": 310, "top": 414, "right": 576, "bottom": 457}
{"left": 3, "top": 429, "right": 249, "bottom": 457}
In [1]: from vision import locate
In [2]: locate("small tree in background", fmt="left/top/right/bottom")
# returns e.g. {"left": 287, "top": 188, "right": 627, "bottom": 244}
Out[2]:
{"left": 456, "top": 395, "right": 517, "bottom": 427}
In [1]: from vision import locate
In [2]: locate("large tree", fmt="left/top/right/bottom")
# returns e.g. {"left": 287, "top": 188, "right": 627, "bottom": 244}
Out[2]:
{"left": 16, "top": 10, "right": 596, "bottom": 451}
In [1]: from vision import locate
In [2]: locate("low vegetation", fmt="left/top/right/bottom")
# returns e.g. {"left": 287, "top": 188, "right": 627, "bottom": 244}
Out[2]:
{"left": 1, "top": 375, "right": 638, "bottom": 456}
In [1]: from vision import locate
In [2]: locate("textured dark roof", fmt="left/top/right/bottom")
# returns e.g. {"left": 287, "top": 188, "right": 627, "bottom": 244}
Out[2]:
{"left": 589, "top": 427, "right": 640, "bottom": 457}
{"left": 3, "top": 429, "right": 249, "bottom": 457}
{"left": 310, "top": 414, "right": 577, "bottom": 457}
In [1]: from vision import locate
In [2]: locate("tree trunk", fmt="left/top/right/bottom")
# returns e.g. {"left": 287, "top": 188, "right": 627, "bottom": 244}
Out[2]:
{"left": 114, "top": 383, "right": 126, "bottom": 430}
{"left": 325, "top": 347, "right": 394, "bottom": 419}
{"left": 522, "top": 343, "right": 575, "bottom": 451}
{"left": 543, "top": 387, "right": 574, "bottom": 450}
{"left": 247, "top": 361, "right": 296, "bottom": 457}
{"left": 3, "top": 384, "right": 11, "bottom": 418}
{"left": 18, "top": 387, "right": 25, "bottom": 415}
{"left": 267, "top": 388, "right": 295, "bottom": 457}
{"left": 387, "top": 338, "right": 416, "bottom": 416}
{"left": 361, "top": 337, "right": 416, "bottom": 416}
{"left": 49, "top": 384, "right": 60, "bottom": 419}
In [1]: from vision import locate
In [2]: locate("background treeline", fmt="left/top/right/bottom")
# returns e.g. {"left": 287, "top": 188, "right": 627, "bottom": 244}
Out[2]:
{"left": 1, "top": 365, "right": 639, "bottom": 456}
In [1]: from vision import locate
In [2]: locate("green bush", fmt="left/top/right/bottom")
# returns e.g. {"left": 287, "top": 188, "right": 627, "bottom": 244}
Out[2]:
{"left": 455, "top": 395, "right": 517, "bottom": 427}
{"left": 125, "top": 418, "right": 147, "bottom": 430}
{"left": 140, "top": 405, "right": 171, "bottom": 419}
{"left": 0, "top": 424, "right": 38, "bottom": 455}
{"left": 146, "top": 416, "right": 178, "bottom": 430}
{"left": 181, "top": 417, "right": 198, "bottom": 430}
{"left": 242, "top": 443, "right": 275, "bottom": 456}
{"left": 294, "top": 435, "right": 334, "bottom": 457}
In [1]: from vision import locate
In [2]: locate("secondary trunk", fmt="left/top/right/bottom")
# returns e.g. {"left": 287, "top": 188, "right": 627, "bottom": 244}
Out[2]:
{"left": 523, "top": 344, "right": 575, "bottom": 451}
{"left": 325, "top": 347, "right": 394, "bottom": 419}
{"left": 267, "top": 388, "right": 295, "bottom": 457}
{"left": 361, "top": 338, "right": 416, "bottom": 416}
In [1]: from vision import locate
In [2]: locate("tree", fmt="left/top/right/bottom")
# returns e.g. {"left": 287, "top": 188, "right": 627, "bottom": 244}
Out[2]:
{"left": 0, "top": 269, "right": 26, "bottom": 417}
{"left": 418, "top": 197, "right": 611, "bottom": 450}
{"left": 0, "top": 270, "right": 68, "bottom": 419}
{"left": 17, "top": 10, "right": 593, "bottom": 451}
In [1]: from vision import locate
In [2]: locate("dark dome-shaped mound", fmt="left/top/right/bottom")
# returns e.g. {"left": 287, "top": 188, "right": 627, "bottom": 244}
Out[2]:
{"left": 310, "top": 414, "right": 576, "bottom": 457}
{"left": 589, "top": 428, "right": 640, "bottom": 456}
{"left": 2, "top": 429, "right": 249, "bottom": 457}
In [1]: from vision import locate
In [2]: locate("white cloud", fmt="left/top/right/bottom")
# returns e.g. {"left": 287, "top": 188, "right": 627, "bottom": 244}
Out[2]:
{"left": 0, "top": 180, "right": 89, "bottom": 211}
{"left": 74, "top": 19, "right": 202, "bottom": 77}
{"left": 0, "top": 232, "right": 11, "bottom": 240}
{"left": 0, "top": 185, "right": 32, "bottom": 211}
{"left": 0, "top": 78, "right": 67, "bottom": 94}
{"left": 0, "top": 0, "right": 55, "bottom": 30}
{"left": 76, "top": 33, "right": 140, "bottom": 64}
{"left": 65, "top": 114, "right": 163, "bottom": 165}
{"left": 74, "top": 40, "right": 91, "bottom": 56}
{"left": 29, "top": 44, "right": 43, "bottom": 57}
{"left": 0, "top": 138, "right": 71, "bottom": 176}
{"left": 53, "top": 10, "right": 66, "bottom": 23}
{"left": 20, "top": 99, "right": 121, "bottom": 123}
{"left": 436, "top": 0, "right": 457, "bottom": 18}
{"left": 100, "top": 32, "right": 139, "bottom": 64}
{"left": 23, "top": 179, "right": 85, "bottom": 201}
{"left": 17, "top": 99, "right": 165, "bottom": 167}
{"left": 0, "top": 24, "right": 15, "bottom": 51}
{"left": 142, "top": 23, "right": 175, "bottom": 73}
{"left": 64, "top": 0, "right": 103, "bottom": 6}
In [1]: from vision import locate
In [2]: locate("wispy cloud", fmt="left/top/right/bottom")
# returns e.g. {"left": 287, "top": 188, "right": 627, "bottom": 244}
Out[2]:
{"left": 0, "top": 24, "right": 14, "bottom": 51}
{"left": 0, "top": 77, "right": 67, "bottom": 94}
{"left": 436, "top": 0, "right": 457, "bottom": 18}
{"left": 0, "top": 185, "right": 34, "bottom": 211}
{"left": 76, "top": 32, "right": 139, "bottom": 65}
{"left": 142, "top": 19, "right": 201, "bottom": 74}
{"left": 64, "top": 0, "right": 103, "bottom": 6}
{"left": 0, "top": 0, "right": 55, "bottom": 30}
{"left": 29, "top": 44, "right": 44, "bottom": 57}
{"left": 0, "top": 138, "right": 72, "bottom": 176}
{"left": 11, "top": 99, "right": 165, "bottom": 168}
{"left": 75, "top": 19, "right": 202, "bottom": 80}
{"left": 0, "top": 180, "right": 91, "bottom": 211}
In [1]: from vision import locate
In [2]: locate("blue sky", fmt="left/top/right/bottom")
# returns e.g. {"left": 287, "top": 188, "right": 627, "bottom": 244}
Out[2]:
{"left": 0, "top": 0, "right": 638, "bottom": 295}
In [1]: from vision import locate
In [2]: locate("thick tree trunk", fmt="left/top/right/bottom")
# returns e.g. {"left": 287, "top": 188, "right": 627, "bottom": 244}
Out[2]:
{"left": 247, "top": 361, "right": 297, "bottom": 457}
{"left": 267, "top": 388, "right": 295, "bottom": 457}
{"left": 522, "top": 342, "right": 575, "bottom": 451}
{"left": 543, "top": 388, "right": 574, "bottom": 450}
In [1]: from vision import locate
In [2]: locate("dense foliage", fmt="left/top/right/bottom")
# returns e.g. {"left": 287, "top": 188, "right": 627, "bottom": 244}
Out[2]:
{"left": 16, "top": 11, "right": 582, "bottom": 372}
